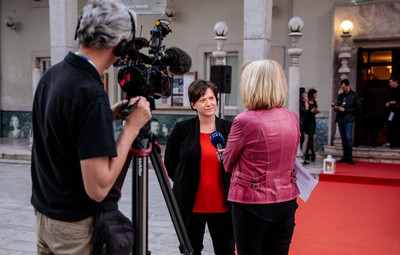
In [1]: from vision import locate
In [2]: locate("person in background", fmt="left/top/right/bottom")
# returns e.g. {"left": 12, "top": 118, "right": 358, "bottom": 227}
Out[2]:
{"left": 30, "top": 1, "right": 151, "bottom": 254}
{"left": 223, "top": 60, "right": 300, "bottom": 255}
{"left": 165, "top": 79, "right": 235, "bottom": 255}
{"left": 365, "top": 78, "right": 386, "bottom": 147}
{"left": 333, "top": 79, "right": 361, "bottom": 164}
{"left": 304, "top": 89, "right": 320, "bottom": 162}
{"left": 299, "top": 87, "right": 309, "bottom": 164}
{"left": 383, "top": 75, "right": 400, "bottom": 148}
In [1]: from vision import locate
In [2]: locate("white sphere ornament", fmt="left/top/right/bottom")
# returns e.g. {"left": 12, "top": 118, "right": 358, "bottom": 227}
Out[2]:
{"left": 214, "top": 21, "right": 229, "bottom": 36}
{"left": 288, "top": 16, "right": 304, "bottom": 33}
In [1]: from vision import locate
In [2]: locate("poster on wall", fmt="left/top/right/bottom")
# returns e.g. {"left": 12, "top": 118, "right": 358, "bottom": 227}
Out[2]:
{"left": 154, "top": 72, "right": 197, "bottom": 108}
{"left": 182, "top": 72, "right": 196, "bottom": 107}
{"left": 173, "top": 76, "right": 184, "bottom": 94}
{"left": 155, "top": 96, "right": 172, "bottom": 107}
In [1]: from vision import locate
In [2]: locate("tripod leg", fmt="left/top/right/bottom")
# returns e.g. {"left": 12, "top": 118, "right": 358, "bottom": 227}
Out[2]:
{"left": 149, "top": 144, "right": 194, "bottom": 255}
{"left": 131, "top": 149, "right": 150, "bottom": 255}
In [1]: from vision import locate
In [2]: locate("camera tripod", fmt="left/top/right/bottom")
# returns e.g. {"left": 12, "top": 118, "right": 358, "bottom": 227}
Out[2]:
{"left": 118, "top": 129, "right": 193, "bottom": 255}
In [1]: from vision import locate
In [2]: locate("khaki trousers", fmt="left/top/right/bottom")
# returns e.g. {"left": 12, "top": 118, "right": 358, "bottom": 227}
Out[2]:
{"left": 35, "top": 210, "right": 93, "bottom": 255}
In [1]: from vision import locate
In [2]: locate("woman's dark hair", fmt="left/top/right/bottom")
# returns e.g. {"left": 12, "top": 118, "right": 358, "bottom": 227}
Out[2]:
{"left": 188, "top": 79, "right": 218, "bottom": 110}
{"left": 308, "top": 89, "right": 318, "bottom": 108}
{"left": 300, "top": 87, "right": 305, "bottom": 100}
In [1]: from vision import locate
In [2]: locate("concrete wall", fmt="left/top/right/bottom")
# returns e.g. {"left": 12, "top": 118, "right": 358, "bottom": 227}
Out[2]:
{"left": 0, "top": 0, "right": 346, "bottom": 113}
{"left": 1, "top": 0, "right": 50, "bottom": 111}
{"left": 2, "top": 0, "right": 400, "bottom": 149}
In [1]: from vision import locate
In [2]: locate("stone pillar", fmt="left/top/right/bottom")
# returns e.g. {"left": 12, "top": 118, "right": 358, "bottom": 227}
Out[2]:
{"left": 49, "top": 0, "right": 78, "bottom": 65}
{"left": 287, "top": 17, "right": 304, "bottom": 158}
{"left": 29, "top": 69, "right": 43, "bottom": 150}
{"left": 287, "top": 17, "right": 304, "bottom": 117}
{"left": 212, "top": 22, "right": 229, "bottom": 119}
{"left": 338, "top": 34, "right": 352, "bottom": 80}
{"left": 243, "top": 0, "right": 273, "bottom": 63}
{"left": 333, "top": 33, "right": 353, "bottom": 146}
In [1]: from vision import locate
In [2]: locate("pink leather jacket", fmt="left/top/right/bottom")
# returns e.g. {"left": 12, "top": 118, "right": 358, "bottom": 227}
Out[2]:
{"left": 223, "top": 107, "right": 300, "bottom": 204}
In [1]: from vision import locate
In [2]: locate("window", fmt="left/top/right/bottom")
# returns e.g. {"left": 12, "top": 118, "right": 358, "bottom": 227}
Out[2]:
{"left": 362, "top": 50, "right": 393, "bottom": 80}
{"left": 36, "top": 57, "right": 51, "bottom": 74}
{"left": 207, "top": 53, "right": 239, "bottom": 107}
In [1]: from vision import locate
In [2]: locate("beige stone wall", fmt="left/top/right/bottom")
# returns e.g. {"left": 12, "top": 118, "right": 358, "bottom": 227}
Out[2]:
{"left": 1, "top": 0, "right": 50, "bottom": 111}
{"left": 2, "top": 0, "right": 400, "bottom": 115}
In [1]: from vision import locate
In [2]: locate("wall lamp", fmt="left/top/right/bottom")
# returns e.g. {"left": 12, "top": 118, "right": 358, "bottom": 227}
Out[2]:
{"left": 340, "top": 20, "right": 353, "bottom": 35}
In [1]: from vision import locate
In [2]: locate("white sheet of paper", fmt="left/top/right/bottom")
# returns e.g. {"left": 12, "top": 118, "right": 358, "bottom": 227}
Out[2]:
{"left": 294, "top": 158, "right": 318, "bottom": 202}
{"left": 388, "top": 112, "right": 394, "bottom": 121}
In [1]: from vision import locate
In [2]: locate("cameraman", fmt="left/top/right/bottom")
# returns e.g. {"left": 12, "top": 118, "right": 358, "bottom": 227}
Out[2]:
{"left": 30, "top": 1, "right": 151, "bottom": 254}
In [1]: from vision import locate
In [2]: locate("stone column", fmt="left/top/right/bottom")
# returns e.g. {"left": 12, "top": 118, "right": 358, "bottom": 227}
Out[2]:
{"left": 287, "top": 17, "right": 304, "bottom": 158}
{"left": 333, "top": 33, "right": 352, "bottom": 146}
{"left": 338, "top": 34, "right": 352, "bottom": 80}
{"left": 243, "top": 0, "right": 273, "bottom": 63}
{"left": 29, "top": 69, "right": 43, "bottom": 150}
{"left": 287, "top": 17, "right": 304, "bottom": 117}
{"left": 49, "top": 0, "right": 78, "bottom": 65}
{"left": 213, "top": 22, "right": 228, "bottom": 119}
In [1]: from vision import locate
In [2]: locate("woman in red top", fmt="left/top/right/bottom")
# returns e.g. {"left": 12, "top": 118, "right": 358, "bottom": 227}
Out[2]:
{"left": 165, "top": 79, "right": 234, "bottom": 255}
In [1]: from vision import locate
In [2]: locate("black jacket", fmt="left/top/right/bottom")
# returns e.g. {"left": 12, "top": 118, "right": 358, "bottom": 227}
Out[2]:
{"left": 164, "top": 116, "right": 232, "bottom": 228}
{"left": 336, "top": 90, "right": 361, "bottom": 122}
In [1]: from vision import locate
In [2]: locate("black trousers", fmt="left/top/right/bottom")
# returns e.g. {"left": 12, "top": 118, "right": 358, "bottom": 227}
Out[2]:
{"left": 231, "top": 201, "right": 297, "bottom": 255}
{"left": 187, "top": 212, "right": 235, "bottom": 255}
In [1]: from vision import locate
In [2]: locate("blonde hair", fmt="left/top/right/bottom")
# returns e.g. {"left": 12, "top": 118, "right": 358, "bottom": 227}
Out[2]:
{"left": 240, "top": 59, "right": 287, "bottom": 110}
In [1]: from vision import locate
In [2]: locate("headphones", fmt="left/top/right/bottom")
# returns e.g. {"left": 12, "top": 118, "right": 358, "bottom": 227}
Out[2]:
{"left": 113, "top": 10, "right": 136, "bottom": 57}
{"left": 74, "top": 9, "right": 135, "bottom": 57}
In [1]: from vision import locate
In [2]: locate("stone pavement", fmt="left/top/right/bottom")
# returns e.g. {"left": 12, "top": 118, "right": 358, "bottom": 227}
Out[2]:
{"left": 0, "top": 142, "right": 323, "bottom": 255}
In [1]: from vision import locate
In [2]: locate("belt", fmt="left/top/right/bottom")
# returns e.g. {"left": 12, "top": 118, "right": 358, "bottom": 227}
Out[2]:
{"left": 233, "top": 169, "right": 297, "bottom": 190}
{"left": 233, "top": 172, "right": 267, "bottom": 190}
{"left": 234, "top": 171, "right": 267, "bottom": 183}
{"left": 234, "top": 177, "right": 266, "bottom": 190}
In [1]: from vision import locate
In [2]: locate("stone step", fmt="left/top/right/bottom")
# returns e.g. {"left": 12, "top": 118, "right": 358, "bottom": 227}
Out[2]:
{"left": 322, "top": 145, "right": 400, "bottom": 164}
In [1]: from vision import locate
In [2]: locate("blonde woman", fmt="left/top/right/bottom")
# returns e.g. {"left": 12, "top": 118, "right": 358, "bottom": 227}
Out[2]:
{"left": 223, "top": 60, "right": 300, "bottom": 255}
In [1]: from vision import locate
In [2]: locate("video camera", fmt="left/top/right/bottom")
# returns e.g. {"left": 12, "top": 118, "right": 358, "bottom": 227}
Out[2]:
{"left": 115, "top": 19, "right": 192, "bottom": 110}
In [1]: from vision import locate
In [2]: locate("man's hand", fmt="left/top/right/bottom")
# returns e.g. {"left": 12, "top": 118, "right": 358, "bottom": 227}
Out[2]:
{"left": 124, "top": 97, "right": 152, "bottom": 132}
{"left": 338, "top": 106, "right": 345, "bottom": 112}
{"left": 111, "top": 100, "right": 128, "bottom": 121}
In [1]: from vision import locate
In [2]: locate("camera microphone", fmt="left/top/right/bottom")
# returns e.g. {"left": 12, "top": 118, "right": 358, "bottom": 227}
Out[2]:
{"left": 210, "top": 131, "right": 225, "bottom": 162}
{"left": 162, "top": 47, "right": 192, "bottom": 75}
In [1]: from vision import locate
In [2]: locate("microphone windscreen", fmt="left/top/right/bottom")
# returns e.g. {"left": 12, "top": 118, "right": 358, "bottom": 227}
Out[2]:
{"left": 210, "top": 131, "right": 225, "bottom": 148}
{"left": 164, "top": 47, "right": 192, "bottom": 75}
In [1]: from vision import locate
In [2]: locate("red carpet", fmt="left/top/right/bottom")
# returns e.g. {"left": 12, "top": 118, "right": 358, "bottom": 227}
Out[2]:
{"left": 290, "top": 161, "right": 400, "bottom": 255}
{"left": 319, "top": 161, "right": 400, "bottom": 186}
{"left": 291, "top": 182, "right": 400, "bottom": 255}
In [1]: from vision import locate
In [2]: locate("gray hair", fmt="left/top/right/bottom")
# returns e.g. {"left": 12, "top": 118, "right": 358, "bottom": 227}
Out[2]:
{"left": 76, "top": 0, "right": 136, "bottom": 49}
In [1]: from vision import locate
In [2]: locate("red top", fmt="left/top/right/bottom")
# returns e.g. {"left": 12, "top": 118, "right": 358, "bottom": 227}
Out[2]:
{"left": 193, "top": 133, "right": 229, "bottom": 213}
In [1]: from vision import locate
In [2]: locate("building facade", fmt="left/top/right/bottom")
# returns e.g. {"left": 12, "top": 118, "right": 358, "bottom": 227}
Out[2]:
{"left": 1, "top": 0, "right": 399, "bottom": 152}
